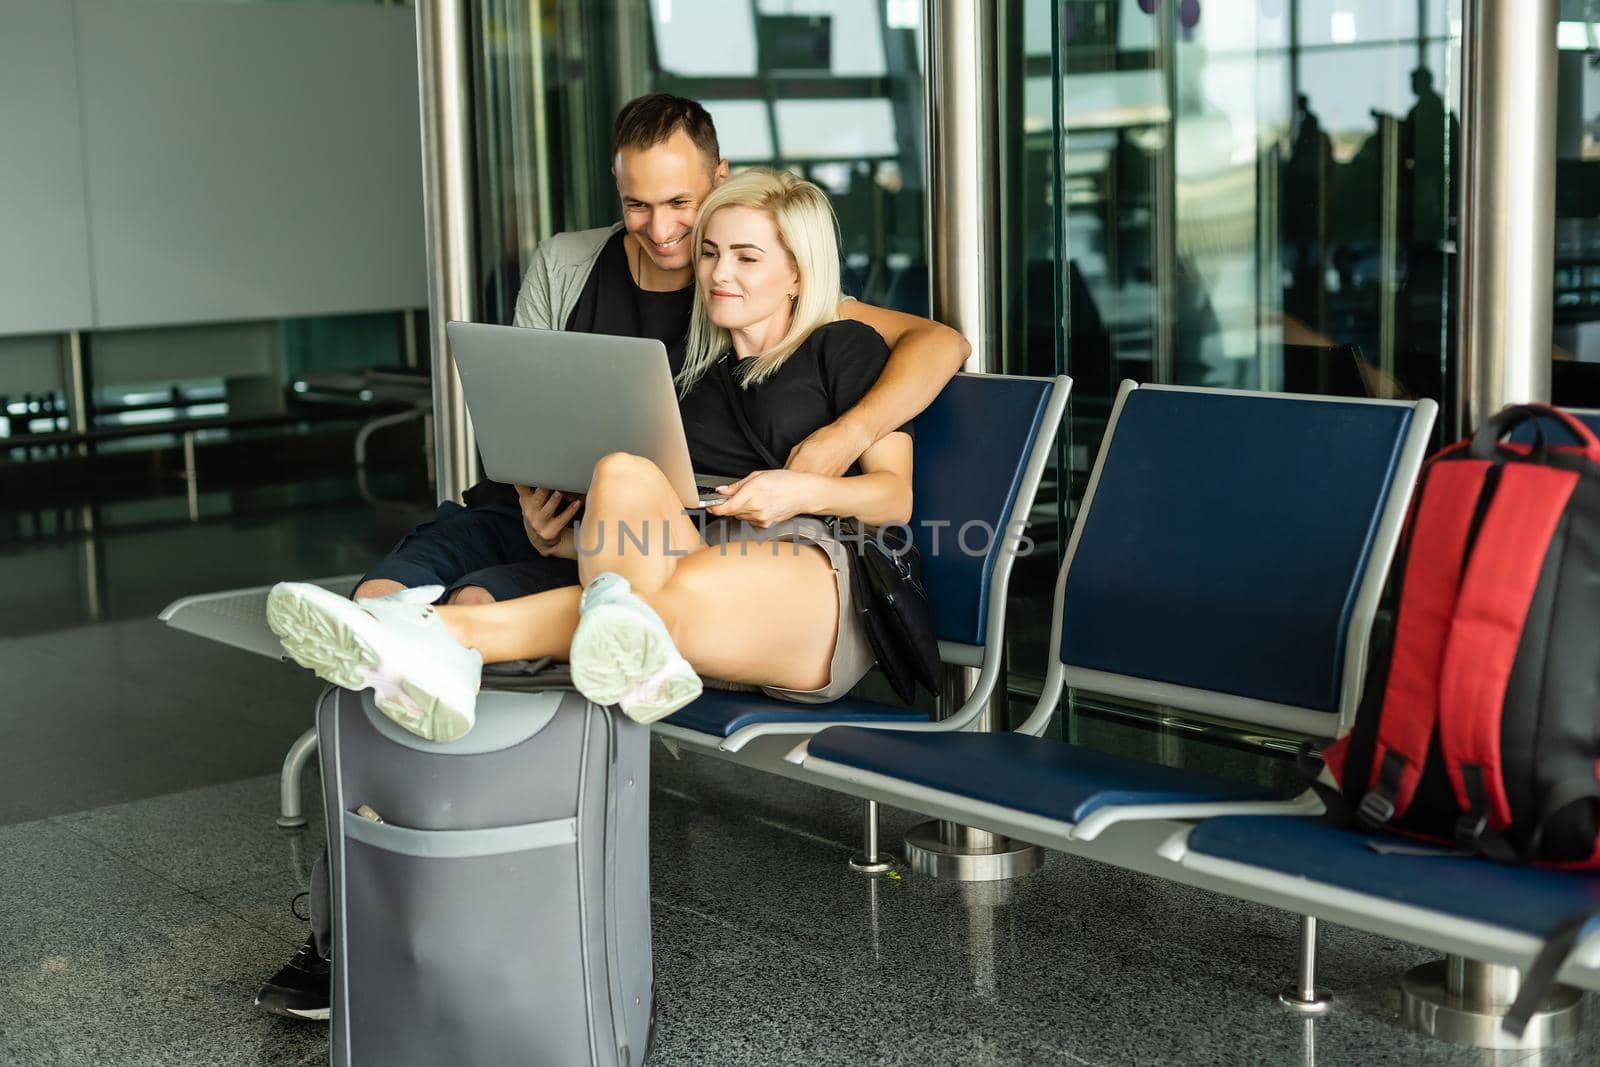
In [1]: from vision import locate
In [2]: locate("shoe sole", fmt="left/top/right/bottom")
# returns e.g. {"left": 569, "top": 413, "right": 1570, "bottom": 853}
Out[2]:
{"left": 620, "top": 668, "right": 703, "bottom": 725}
{"left": 266, "top": 584, "right": 473, "bottom": 743}
{"left": 569, "top": 602, "right": 701, "bottom": 724}
{"left": 254, "top": 995, "right": 330, "bottom": 1022}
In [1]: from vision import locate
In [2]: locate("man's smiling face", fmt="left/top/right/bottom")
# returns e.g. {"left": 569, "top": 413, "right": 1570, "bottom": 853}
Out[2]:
{"left": 614, "top": 129, "right": 725, "bottom": 274}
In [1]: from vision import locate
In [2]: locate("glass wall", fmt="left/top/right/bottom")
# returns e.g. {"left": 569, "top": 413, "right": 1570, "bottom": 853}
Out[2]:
{"left": 1032, "top": 0, "right": 1462, "bottom": 422}
{"left": 1552, "top": 1, "right": 1600, "bottom": 402}
{"left": 474, "top": 0, "right": 929, "bottom": 325}
{"left": 474, "top": 1, "right": 1467, "bottom": 736}
{"left": 997, "top": 0, "right": 1464, "bottom": 721}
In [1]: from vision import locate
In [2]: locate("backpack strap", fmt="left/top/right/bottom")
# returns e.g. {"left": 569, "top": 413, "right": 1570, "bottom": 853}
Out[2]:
{"left": 1505, "top": 908, "right": 1600, "bottom": 1038}
{"left": 1477, "top": 775, "right": 1600, "bottom": 865}
{"left": 1437, "top": 464, "right": 1579, "bottom": 845}
{"left": 1360, "top": 459, "right": 1492, "bottom": 828}
{"left": 1469, "top": 403, "right": 1600, "bottom": 465}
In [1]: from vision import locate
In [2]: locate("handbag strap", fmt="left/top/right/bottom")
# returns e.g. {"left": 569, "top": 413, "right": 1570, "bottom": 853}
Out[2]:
{"left": 712, "top": 355, "right": 786, "bottom": 470}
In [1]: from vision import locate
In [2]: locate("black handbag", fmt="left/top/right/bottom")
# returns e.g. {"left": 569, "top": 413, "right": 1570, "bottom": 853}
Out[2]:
{"left": 712, "top": 357, "right": 941, "bottom": 702}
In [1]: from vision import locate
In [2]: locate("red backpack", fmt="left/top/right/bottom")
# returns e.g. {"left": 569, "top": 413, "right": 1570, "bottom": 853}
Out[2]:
{"left": 1319, "top": 404, "right": 1600, "bottom": 868}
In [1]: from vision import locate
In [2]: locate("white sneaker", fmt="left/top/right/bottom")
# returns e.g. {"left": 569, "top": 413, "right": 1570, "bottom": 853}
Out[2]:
{"left": 266, "top": 582, "right": 482, "bottom": 742}
{"left": 569, "top": 573, "right": 702, "bottom": 724}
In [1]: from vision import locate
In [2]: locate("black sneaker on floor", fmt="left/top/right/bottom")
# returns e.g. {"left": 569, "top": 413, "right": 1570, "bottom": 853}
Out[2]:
{"left": 255, "top": 937, "right": 331, "bottom": 1022}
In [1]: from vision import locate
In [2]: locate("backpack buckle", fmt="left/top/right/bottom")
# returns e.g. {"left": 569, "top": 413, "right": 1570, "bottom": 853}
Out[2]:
{"left": 1356, "top": 789, "right": 1396, "bottom": 830}
{"left": 1454, "top": 811, "right": 1488, "bottom": 848}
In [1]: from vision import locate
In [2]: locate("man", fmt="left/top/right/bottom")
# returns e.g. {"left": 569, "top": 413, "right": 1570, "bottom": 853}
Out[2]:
{"left": 254, "top": 92, "right": 968, "bottom": 1021}
{"left": 353, "top": 92, "right": 968, "bottom": 608}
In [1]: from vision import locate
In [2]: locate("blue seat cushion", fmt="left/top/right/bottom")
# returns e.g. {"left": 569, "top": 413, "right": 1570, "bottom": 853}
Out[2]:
{"left": 807, "top": 727, "right": 1278, "bottom": 824}
{"left": 1188, "top": 816, "right": 1600, "bottom": 938}
{"left": 664, "top": 688, "right": 929, "bottom": 739}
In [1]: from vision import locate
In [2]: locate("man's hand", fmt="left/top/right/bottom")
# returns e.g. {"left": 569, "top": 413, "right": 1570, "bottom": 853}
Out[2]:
{"left": 517, "top": 485, "right": 583, "bottom": 558}
{"left": 784, "top": 417, "right": 875, "bottom": 478}
{"left": 706, "top": 469, "right": 822, "bottom": 529}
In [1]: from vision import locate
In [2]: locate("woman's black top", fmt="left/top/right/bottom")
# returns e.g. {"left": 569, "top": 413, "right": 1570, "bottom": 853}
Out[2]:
{"left": 676, "top": 318, "right": 912, "bottom": 481}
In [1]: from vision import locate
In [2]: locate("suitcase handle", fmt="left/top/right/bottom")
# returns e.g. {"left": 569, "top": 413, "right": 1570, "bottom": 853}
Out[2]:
{"left": 1468, "top": 404, "right": 1600, "bottom": 464}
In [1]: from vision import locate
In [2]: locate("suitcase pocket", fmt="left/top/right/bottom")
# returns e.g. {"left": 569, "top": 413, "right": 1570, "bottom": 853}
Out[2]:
{"left": 337, "top": 812, "right": 599, "bottom": 1066}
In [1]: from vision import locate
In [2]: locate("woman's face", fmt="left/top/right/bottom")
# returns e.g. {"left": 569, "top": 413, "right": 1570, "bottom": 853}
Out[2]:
{"left": 697, "top": 206, "right": 799, "bottom": 335}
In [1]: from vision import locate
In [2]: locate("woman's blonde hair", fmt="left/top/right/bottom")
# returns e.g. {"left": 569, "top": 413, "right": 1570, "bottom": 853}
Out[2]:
{"left": 677, "top": 167, "right": 841, "bottom": 394}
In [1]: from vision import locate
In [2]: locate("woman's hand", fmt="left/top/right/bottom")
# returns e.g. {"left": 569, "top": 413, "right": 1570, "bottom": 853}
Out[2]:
{"left": 516, "top": 485, "right": 583, "bottom": 558}
{"left": 706, "top": 469, "right": 822, "bottom": 529}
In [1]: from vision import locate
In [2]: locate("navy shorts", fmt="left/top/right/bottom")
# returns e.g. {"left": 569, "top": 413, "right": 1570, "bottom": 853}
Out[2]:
{"left": 358, "top": 498, "right": 579, "bottom": 602}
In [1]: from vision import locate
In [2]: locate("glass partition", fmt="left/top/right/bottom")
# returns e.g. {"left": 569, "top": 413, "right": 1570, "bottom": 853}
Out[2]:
{"left": 1552, "top": 1, "right": 1600, "bottom": 404}
{"left": 475, "top": 0, "right": 929, "bottom": 323}
{"left": 999, "top": 0, "right": 1464, "bottom": 733}
{"left": 472, "top": 1, "right": 1467, "bottom": 742}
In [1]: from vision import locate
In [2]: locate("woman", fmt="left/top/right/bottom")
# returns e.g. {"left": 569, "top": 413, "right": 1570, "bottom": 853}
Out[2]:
{"left": 266, "top": 168, "right": 914, "bottom": 741}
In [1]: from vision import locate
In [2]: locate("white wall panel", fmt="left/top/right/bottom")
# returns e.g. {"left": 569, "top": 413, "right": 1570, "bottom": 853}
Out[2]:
{"left": 76, "top": 1, "right": 427, "bottom": 329}
{"left": 0, "top": 1, "right": 95, "bottom": 335}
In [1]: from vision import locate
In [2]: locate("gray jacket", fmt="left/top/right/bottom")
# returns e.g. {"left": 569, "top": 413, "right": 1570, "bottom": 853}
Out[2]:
{"left": 510, "top": 223, "right": 624, "bottom": 330}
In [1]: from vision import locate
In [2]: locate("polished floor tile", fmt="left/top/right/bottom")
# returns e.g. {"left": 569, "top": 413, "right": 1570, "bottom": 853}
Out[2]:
{"left": 0, "top": 491, "right": 1590, "bottom": 1064}
{"left": 0, "top": 621, "right": 326, "bottom": 825}
{"left": 1, "top": 744, "right": 1592, "bottom": 1066}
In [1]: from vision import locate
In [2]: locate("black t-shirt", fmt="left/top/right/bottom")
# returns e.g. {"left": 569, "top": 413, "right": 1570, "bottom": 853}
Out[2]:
{"left": 563, "top": 229, "right": 694, "bottom": 366}
{"left": 677, "top": 318, "right": 911, "bottom": 480}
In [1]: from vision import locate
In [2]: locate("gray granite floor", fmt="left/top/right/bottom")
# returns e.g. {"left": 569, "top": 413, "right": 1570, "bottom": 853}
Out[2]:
{"left": 1, "top": 487, "right": 1595, "bottom": 1065}
{"left": 1, "top": 749, "right": 1594, "bottom": 1066}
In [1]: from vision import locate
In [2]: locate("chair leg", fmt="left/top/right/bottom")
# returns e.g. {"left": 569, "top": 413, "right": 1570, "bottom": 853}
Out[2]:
{"left": 1279, "top": 915, "right": 1333, "bottom": 1013}
{"left": 1399, "top": 955, "right": 1583, "bottom": 1049}
{"left": 848, "top": 799, "right": 894, "bottom": 875}
{"left": 277, "top": 726, "right": 319, "bottom": 830}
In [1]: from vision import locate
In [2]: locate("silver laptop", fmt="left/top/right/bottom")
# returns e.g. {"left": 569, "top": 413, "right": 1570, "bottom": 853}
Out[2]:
{"left": 445, "top": 321, "right": 727, "bottom": 509}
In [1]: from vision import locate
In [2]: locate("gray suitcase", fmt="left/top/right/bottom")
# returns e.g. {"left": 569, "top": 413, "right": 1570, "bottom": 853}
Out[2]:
{"left": 318, "top": 683, "right": 654, "bottom": 1066}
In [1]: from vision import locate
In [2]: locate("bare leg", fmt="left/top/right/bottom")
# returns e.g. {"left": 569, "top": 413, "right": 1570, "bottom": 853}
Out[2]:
{"left": 433, "top": 537, "right": 840, "bottom": 693}
{"left": 577, "top": 453, "right": 704, "bottom": 595}
{"left": 650, "top": 539, "right": 839, "bottom": 693}
{"left": 438, "top": 586, "right": 582, "bottom": 662}
{"left": 432, "top": 454, "right": 706, "bottom": 662}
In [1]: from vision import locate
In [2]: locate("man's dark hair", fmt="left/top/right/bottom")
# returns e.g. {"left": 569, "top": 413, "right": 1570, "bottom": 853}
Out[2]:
{"left": 611, "top": 93, "right": 721, "bottom": 168}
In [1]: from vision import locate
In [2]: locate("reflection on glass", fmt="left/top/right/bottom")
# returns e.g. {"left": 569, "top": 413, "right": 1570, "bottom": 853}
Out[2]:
{"left": 1551, "top": 3, "right": 1600, "bottom": 404}
{"left": 1042, "top": 0, "right": 1460, "bottom": 420}
{"left": 651, "top": 0, "right": 758, "bottom": 75}
{"left": 774, "top": 99, "right": 899, "bottom": 158}
{"left": 483, "top": 1, "right": 930, "bottom": 318}
{"left": 701, "top": 100, "right": 776, "bottom": 161}
{"left": 999, "top": 0, "right": 1463, "bottom": 703}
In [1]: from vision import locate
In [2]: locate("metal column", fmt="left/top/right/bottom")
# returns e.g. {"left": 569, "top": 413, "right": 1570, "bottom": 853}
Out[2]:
{"left": 907, "top": 0, "right": 1043, "bottom": 882}
{"left": 1414, "top": 8, "right": 1571, "bottom": 1044}
{"left": 1454, "top": 0, "right": 1559, "bottom": 434}
{"left": 927, "top": 0, "right": 1001, "bottom": 375}
{"left": 416, "top": 0, "right": 481, "bottom": 502}
{"left": 1400, "top": 955, "right": 1582, "bottom": 1049}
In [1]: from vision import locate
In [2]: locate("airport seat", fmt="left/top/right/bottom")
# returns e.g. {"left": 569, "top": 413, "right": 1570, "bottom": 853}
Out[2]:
{"left": 795, "top": 382, "right": 1437, "bottom": 842}
{"left": 1179, "top": 815, "right": 1600, "bottom": 954}
{"left": 1150, "top": 406, "right": 1600, "bottom": 1009}
{"left": 1164, "top": 815, "right": 1600, "bottom": 995}
{"left": 794, "top": 386, "right": 1600, "bottom": 1033}
{"left": 653, "top": 372, "right": 1071, "bottom": 763}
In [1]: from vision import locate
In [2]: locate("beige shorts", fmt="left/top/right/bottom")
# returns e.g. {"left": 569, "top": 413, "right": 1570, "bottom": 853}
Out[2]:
{"left": 698, "top": 515, "right": 874, "bottom": 704}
